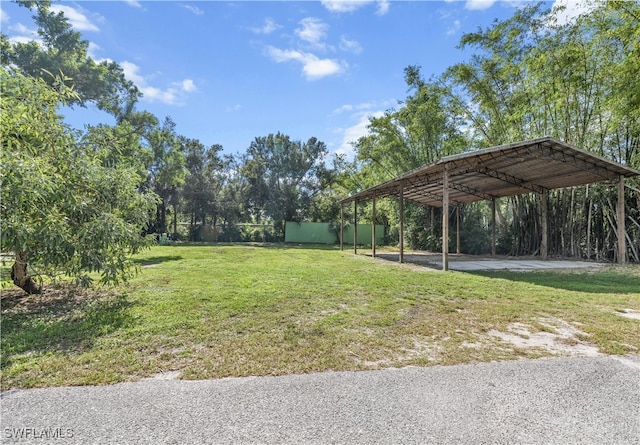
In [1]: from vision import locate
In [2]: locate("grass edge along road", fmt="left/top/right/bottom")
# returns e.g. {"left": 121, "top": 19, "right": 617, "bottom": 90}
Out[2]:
{"left": 2, "top": 244, "right": 639, "bottom": 389}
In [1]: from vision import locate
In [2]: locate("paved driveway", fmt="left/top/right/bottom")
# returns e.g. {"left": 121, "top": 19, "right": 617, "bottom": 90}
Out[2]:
{"left": 2, "top": 356, "right": 639, "bottom": 445}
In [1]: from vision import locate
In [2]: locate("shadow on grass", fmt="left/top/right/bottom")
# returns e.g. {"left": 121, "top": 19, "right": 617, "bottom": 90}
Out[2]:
{"left": 1, "top": 286, "right": 135, "bottom": 369}
{"left": 469, "top": 268, "right": 640, "bottom": 294}
{"left": 134, "top": 255, "right": 183, "bottom": 266}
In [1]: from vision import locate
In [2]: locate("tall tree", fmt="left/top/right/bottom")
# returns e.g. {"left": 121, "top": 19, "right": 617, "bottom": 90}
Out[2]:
{"left": 356, "top": 67, "right": 467, "bottom": 182}
{"left": 444, "top": 1, "right": 640, "bottom": 259}
{"left": 1, "top": 0, "right": 140, "bottom": 116}
{"left": 181, "top": 138, "right": 224, "bottom": 240}
{"left": 445, "top": 4, "right": 549, "bottom": 146}
{"left": 352, "top": 67, "right": 468, "bottom": 250}
{"left": 240, "top": 133, "right": 332, "bottom": 239}
{"left": 144, "top": 117, "right": 187, "bottom": 235}
{"left": 0, "top": 69, "right": 157, "bottom": 293}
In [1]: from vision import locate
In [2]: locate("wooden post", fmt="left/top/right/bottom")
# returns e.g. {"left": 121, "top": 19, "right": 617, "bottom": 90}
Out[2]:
{"left": 354, "top": 200, "right": 358, "bottom": 255}
{"left": 456, "top": 203, "right": 461, "bottom": 255}
{"left": 618, "top": 175, "right": 626, "bottom": 264}
{"left": 399, "top": 183, "right": 404, "bottom": 264}
{"left": 540, "top": 190, "right": 548, "bottom": 259}
{"left": 586, "top": 185, "right": 592, "bottom": 260}
{"left": 372, "top": 197, "right": 377, "bottom": 258}
{"left": 340, "top": 203, "right": 344, "bottom": 251}
{"left": 491, "top": 198, "right": 496, "bottom": 257}
{"left": 442, "top": 166, "right": 449, "bottom": 271}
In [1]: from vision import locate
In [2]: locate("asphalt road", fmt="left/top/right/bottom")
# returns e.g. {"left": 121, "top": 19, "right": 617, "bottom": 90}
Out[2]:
{"left": 2, "top": 355, "right": 639, "bottom": 445}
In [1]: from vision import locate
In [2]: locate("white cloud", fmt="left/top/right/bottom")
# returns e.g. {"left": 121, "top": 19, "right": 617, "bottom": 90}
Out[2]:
{"left": 7, "top": 22, "right": 42, "bottom": 46}
{"left": 331, "top": 100, "right": 395, "bottom": 157}
{"left": 266, "top": 46, "right": 345, "bottom": 80}
{"left": 446, "top": 19, "right": 461, "bottom": 36}
{"left": 333, "top": 104, "right": 354, "bottom": 115}
{"left": 180, "top": 79, "right": 197, "bottom": 93}
{"left": 87, "top": 42, "right": 112, "bottom": 62}
{"left": 1, "top": 8, "right": 9, "bottom": 23}
{"left": 124, "top": 0, "right": 142, "bottom": 8}
{"left": 252, "top": 18, "right": 281, "bottom": 35}
{"left": 226, "top": 104, "right": 242, "bottom": 112}
{"left": 181, "top": 4, "right": 204, "bottom": 16}
{"left": 322, "top": 1, "right": 368, "bottom": 13}
{"left": 340, "top": 36, "right": 362, "bottom": 54}
{"left": 50, "top": 5, "right": 99, "bottom": 32}
{"left": 121, "top": 61, "right": 197, "bottom": 105}
{"left": 262, "top": 15, "right": 360, "bottom": 79}
{"left": 550, "top": 0, "right": 597, "bottom": 26}
{"left": 335, "top": 110, "right": 385, "bottom": 158}
{"left": 333, "top": 101, "right": 387, "bottom": 115}
{"left": 9, "top": 35, "right": 42, "bottom": 46}
{"left": 321, "top": 0, "right": 390, "bottom": 15}
{"left": 295, "top": 17, "right": 329, "bottom": 50}
{"left": 87, "top": 41, "right": 101, "bottom": 58}
{"left": 121, "top": 61, "right": 146, "bottom": 86}
{"left": 376, "top": 1, "right": 390, "bottom": 16}
{"left": 10, "top": 22, "right": 35, "bottom": 35}
{"left": 464, "top": 0, "right": 497, "bottom": 11}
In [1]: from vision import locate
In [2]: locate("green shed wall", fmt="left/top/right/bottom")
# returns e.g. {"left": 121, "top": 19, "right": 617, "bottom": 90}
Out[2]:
{"left": 342, "top": 224, "right": 385, "bottom": 245}
{"left": 285, "top": 222, "right": 384, "bottom": 245}
{"left": 284, "top": 222, "right": 337, "bottom": 244}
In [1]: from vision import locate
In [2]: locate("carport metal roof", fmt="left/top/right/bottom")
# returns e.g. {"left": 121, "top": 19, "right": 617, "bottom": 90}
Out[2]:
{"left": 339, "top": 137, "right": 640, "bottom": 269}
{"left": 340, "top": 137, "right": 640, "bottom": 207}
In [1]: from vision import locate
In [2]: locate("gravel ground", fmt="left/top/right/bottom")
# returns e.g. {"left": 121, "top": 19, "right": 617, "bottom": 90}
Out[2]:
{"left": 2, "top": 355, "right": 639, "bottom": 445}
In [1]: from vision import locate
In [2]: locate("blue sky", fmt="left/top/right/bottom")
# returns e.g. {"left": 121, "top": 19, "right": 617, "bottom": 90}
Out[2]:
{"left": 2, "top": 0, "right": 586, "bottom": 158}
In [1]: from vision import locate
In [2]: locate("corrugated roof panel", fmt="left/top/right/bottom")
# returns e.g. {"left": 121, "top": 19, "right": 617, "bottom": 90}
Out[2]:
{"left": 341, "top": 137, "right": 640, "bottom": 206}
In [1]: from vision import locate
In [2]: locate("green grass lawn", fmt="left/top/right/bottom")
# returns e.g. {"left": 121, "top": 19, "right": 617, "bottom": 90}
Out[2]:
{"left": 2, "top": 244, "right": 639, "bottom": 389}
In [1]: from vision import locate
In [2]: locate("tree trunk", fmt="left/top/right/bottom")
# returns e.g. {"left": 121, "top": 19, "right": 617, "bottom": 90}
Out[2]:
{"left": 11, "top": 252, "right": 42, "bottom": 294}
{"left": 173, "top": 203, "right": 178, "bottom": 238}
{"left": 160, "top": 200, "right": 167, "bottom": 233}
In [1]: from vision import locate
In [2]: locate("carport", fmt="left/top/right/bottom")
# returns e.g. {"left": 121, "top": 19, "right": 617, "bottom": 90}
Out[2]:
{"left": 339, "top": 137, "right": 640, "bottom": 270}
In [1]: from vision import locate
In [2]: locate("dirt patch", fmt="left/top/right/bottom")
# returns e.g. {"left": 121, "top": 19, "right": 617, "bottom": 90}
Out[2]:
{"left": 142, "top": 370, "right": 182, "bottom": 380}
{"left": 1, "top": 283, "right": 117, "bottom": 316}
{"left": 616, "top": 309, "right": 640, "bottom": 321}
{"left": 489, "top": 317, "right": 601, "bottom": 357}
{"left": 352, "top": 336, "right": 442, "bottom": 369}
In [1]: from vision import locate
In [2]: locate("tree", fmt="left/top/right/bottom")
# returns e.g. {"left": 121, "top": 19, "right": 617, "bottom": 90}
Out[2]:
{"left": 356, "top": 67, "right": 467, "bottom": 181}
{"left": 144, "top": 117, "right": 187, "bottom": 235}
{"left": 1, "top": 0, "right": 140, "bottom": 116}
{"left": 443, "top": 1, "right": 640, "bottom": 259}
{"left": 181, "top": 138, "right": 224, "bottom": 240}
{"left": 0, "top": 69, "right": 158, "bottom": 293}
{"left": 240, "top": 133, "right": 333, "bottom": 239}
{"left": 352, "top": 67, "right": 468, "bottom": 250}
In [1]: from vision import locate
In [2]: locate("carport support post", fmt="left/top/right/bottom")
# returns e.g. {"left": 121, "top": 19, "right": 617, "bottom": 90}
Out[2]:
{"left": 442, "top": 166, "right": 449, "bottom": 271}
{"left": 372, "top": 197, "right": 377, "bottom": 258}
{"left": 491, "top": 198, "right": 496, "bottom": 257}
{"left": 353, "top": 200, "right": 358, "bottom": 255}
{"left": 617, "top": 175, "right": 626, "bottom": 264}
{"left": 399, "top": 183, "right": 404, "bottom": 264}
{"left": 456, "top": 203, "right": 461, "bottom": 255}
{"left": 541, "top": 190, "right": 548, "bottom": 259}
{"left": 340, "top": 203, "right": 344, "bottom": 251}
